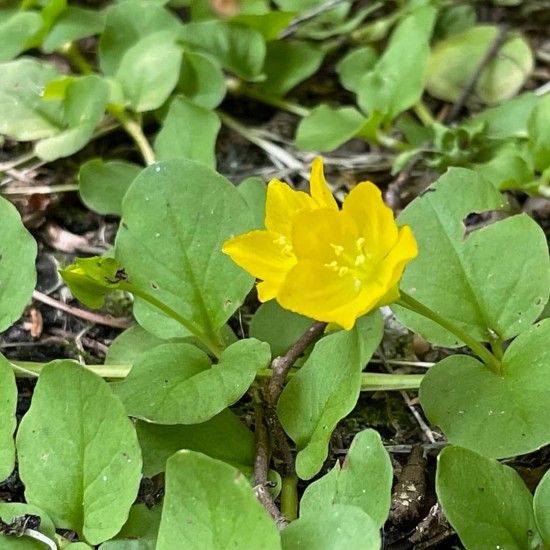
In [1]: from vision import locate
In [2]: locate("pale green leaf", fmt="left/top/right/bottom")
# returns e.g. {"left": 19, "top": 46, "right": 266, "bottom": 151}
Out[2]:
{"left": 534, "top": 469, "right": 550, "bottom": 546}
{"left": 0, "top": 11, "right": 41, "bottom": 61}
{"left": 395, "top": 168, "right": 550, "bottom": 346}
{"left": 115, "top": 159, "right": 254, "bottom": 341}
{"left": 300, "top": 429, "right": 392, "bottom": 528}
{"left": 115, "top": 339, "right": 269, "bottom": 424}
{"left": 157, "top": 451, "right": 281, "bottom": 550}
{"left": 16, "top": 361, "right": 142, "bottom": 545}
{"left": 0, "top": 196, "right": 37, "bottom": 332}
{"left": 278, "top": 313, "right": 383, "bottom": 479}
{"left": 0, "top": 355, "right": 16, "bottom": 482}
{"left": 421, "top": 320, "right": 550, "bottom": 458}
{"left": 0, "top": 503, "right": 56, "bottom": 550}
{"left": 177, "top": 51, "right": 225, "bottom": 109}
{"left": 436, "top": 446, "right": 540, "bottom": 550}
{"left": 154, "top": 96, "right": 220, "bottom": 168}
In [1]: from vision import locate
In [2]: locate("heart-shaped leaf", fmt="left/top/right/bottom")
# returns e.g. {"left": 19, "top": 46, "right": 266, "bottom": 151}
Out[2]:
{"left": 421, "top": 319, "right": 550, "bottom": 458}
{"left": 300, "top": 429, "right": 392, "bottom": 528}
{"left": 157, "top": 451, "right": 281, "bottom": 550}
{"left": 395, "top": 168, "right": 550, "bottom": 346}
{"left": 115, "top": 159, "right": 254, "bottom": 341}
{"left": 0, "top": 355, "right": 16, "bottom": 482}
{"left": 136, "top": 409, "right": 254, "bottom": 477}
{"left": 280, "top": 504, "right": 379, "bottom": 550}
{"left": 0, "top": 196, "right": 37, "bottom": 332}
{"left": 436, "top": 446, "right": 540, "bottom": 550}
{"left": 16, "top": 361, "right": 142, "bottom": 545}
{"left": 278, "top": 313, "right": 383, "bottom": 479}
{"left": 115, "top": 339, "right": 269, "bottom": 424}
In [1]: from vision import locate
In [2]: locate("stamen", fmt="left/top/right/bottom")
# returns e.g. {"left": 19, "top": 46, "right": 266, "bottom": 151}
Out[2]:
{"left": 355, "top": 255, "right": 366, "bottom": 266}
{"left": 330, "top": 243, "right": 344, "bottom": 256}
{"left": 338, "top": 267, "right": 349, "bottom": 277}
{"left": 356, "top": 237, "right": 366, "bottom": 248}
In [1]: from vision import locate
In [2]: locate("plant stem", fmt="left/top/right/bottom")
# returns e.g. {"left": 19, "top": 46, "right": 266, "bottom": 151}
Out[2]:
{"left": 60, "top": 42, "right": 94, "bottom": 75}
{"left": 124, "top": 283, "right": 223, "bottom": 359}
{"left": 11, "top": 362, "right": 424, "bottom": 389}
{"left": 109, "top": 107, "right": 156, "bottom": 166}
{"left": 397, "top": 292, "right": 502, "bottom": 376}
{"left": 281, "top": 473, "right": 298, "bottom": 521}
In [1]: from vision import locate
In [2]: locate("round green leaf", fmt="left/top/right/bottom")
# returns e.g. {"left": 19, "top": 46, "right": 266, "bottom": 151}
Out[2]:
{"left": 395, "top": 168, "right": 550, "bottom": 346}
{"left": 280, "top": 504, "right": 379, "bottom": 550}
{"left": 79, "top": 159, "right": 142, "bottom": 216}
{"left": 16, "top": 361, "right": 142, "bottom": 545}
{"left": 179, "top": 21, "right": 265, "bottom": 81}
{"left": 0, "top": 354, "right": 16, "bottom": 482}
{"left": 154, "top": 96, "right": 220, "bottom": 168}
{"left": 0, "top": 11, "right": 41, "bottom": 61}
{"left": 436, "top": 446, "right": 540, "bottom": 550}
{"left": 300, "top": 429, "right": 392, "bottom": 529}
{"left": 177, "top": 51, "right": 226, "bottom": 109}
{"left": 421, "top": 319, "right": 550, "bottom": 458}
{"left": 295, "top": 104, "right": 366, "bottom": 152}
{"left": 136, "top": 409, "right": 254, "bottom": 477}
{"left": 427, "top": 26, "right": 533, "bottom": 105}
{"left": 157, "top": 451, "right": 281, "bottom": 550}
{"left": 115, "top": 32, "right": 182, "bottom": 113}
{"left": 336, "top": 46, "right": 378, "bottom": 93}
{"left": 0, "top": 196, "right": 37, "bottom": 332}
{"left": 278, "top": 313, "right": 383, "bottom": 479}
{"left": 0, "top": 58, "right": 64, "bottom": 140}
{"left": 534, "top": 469, "right": 550, "bottom": 546}
{"left": 115, "top": 159, "right": 254, "bottom": 341}
{"left": 114, "top": 339, "right": 269, "bottom": 424}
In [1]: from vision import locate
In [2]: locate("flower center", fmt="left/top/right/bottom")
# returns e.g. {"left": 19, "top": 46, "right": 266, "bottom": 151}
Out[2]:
{"left": 324, "top": 237, "right": 375, "bottom": 289}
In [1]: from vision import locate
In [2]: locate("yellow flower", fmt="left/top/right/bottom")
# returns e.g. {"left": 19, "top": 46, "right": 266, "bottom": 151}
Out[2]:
{"left": 223, "top": 158, "right": 418, "bottom": 330}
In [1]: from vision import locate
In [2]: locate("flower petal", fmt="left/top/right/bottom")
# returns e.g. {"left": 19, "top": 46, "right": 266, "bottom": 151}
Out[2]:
{"left": 342, "top": 181, "right": 398, "bottom": 255}
{"left": 382, "top": 225, "right": 418, "bottom": 289}
{"left": 222, "top": 229, "right": 295, "bottom": 283}
{"left": 265, "top": 179, "right": 315, "bottom": 237}
{"left": 310, "top": 157, "right": 338, "bottom": 210}
{"left": 292, "top": 207, "right": 357, "bottom": 263}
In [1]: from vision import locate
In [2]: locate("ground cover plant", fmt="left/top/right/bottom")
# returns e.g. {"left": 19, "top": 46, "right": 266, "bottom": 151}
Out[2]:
{"left": 1, "top": 0, "right": 550, "bottom": 548}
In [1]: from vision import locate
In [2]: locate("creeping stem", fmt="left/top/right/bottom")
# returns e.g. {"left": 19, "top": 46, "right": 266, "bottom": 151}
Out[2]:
{"left": 397, "top": 292, "right": 503, "bottom": 376}
{"left": 123, "top": 282, "right": 223, "bottom": 359}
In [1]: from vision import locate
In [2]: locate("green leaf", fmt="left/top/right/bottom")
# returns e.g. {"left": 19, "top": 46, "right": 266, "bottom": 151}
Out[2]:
{"left": 534, "top": 469, "right": 550, "bottom": 546}
{"left": 99, "top": 1, "right": 181, "bottom": 76}
{"left": 0, "top": 11, "right": 41, "bottom": 61}
{"left": 79, "top": 159, "right": 142, "bottom": 216}
{"left": 278, "top": 313, "right": 384, "bottom": 479}
{"left": 99, "top": 504, "right": 161, "bottom": 550}
{"left": 177, "top": 51, "right": 226, "bottom": 109}
{"left": 115, "top": 159, "right": 255, "bottom": 341}
{"left": 395, "top": 168, "right": 550, "bottom": 346}
{"left": 0, "top": 58, "right": 64, "bottom": 140}
{"left": 35, "top": 74, "right": 110, "bottom": 161}
{"left": 257, "top": 40, "right": 324, "bottom": 97}
{"left": 136, "top": 409, "right": 254, "bottom": 476}
{"left": 336, "top": 46, "right": 378, "bottom": 93}
{"left": 357, "top": 4, "right": 436, "bottom": 121}
{"left": 436, "top": 446, "right": 540, "bottom": 550}
{"left": 528, "top": 93, "right": 550, "bottom": 172}
{"left": 250, "top": 301, "right": 313, "bottom": 358}
{"left": 295, "top": 105, "right": 366, "bottom": 152}
{"left": 179, "top": 21, "right": 266, "bottom": 80}
{"left": 157, "top": 451, "right": 281, "bottom": 550}
{"left": 0, "top": 196, "right": 37, "bottom": 332}
{"left": 299, "top": 429, "right": 391, "bottom": 528}
{"left": 0, "top": 355, "right": 16, "bottom": 482}
{"left": 115, "top": 339, "right": 270, "bottom": 424}
{"left": 237, "top": 176, "right": 267, "bottom": 230}
{"left": 280, "top": 504, "right": 379, "bottom": 550}
{"left": 421, "top": 319, "right": 550, "bottom": 458}
{"left": 16, "top": 361, "right": 142, "bottom": 545}
{"left": 115, "top": 32, "right": 182, "bottom": 112}
{"left": 232, "top": 11, "right": 295, "bottom": 41}
{"left": 154, "top": 96, "right": 220, "bottom": 168}
{"left": 105, "top": 325, "right": 182, "bottom": 366}
{"left": 426, "top": 26, "right": 534, "bottom": 105}
{"left": 0, "top": 503, "right": 56, "bottom": 550}
{"left": 42, "top": 6, "right": 105, "bottom": 53}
